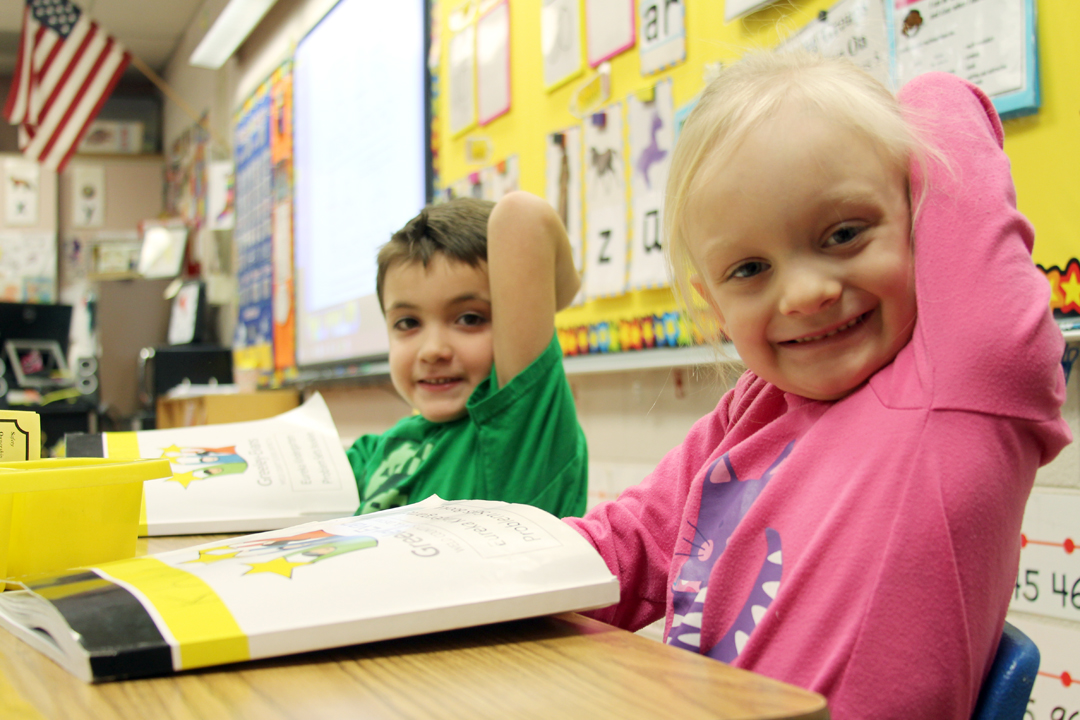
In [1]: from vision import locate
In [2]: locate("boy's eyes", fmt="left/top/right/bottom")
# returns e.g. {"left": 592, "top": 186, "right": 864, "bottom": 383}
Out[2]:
{"left": 392, "top": 317, "right": 419, "bottom": 331}
{"left": 457, "top": 311, "right": 489, "bottom": 327}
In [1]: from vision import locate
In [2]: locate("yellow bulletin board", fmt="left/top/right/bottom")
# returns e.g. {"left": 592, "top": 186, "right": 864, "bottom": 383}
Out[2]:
{"left": 433, "top": 0, "right": 1080, "bottom": 341}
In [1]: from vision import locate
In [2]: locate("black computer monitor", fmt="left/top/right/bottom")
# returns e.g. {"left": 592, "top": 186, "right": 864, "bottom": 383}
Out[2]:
{"left": 0, "top": 303, "right": 73, "bottom": 392}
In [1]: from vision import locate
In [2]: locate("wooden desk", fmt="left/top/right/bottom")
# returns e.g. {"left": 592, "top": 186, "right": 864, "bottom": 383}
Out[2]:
{"left": 0, "top": 537, "right": 829, "bottom": 720}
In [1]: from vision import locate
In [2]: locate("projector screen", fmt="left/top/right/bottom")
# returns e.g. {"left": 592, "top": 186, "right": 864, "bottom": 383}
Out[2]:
{"left": 293, "top": 0, "right": 430, "bottom": 368}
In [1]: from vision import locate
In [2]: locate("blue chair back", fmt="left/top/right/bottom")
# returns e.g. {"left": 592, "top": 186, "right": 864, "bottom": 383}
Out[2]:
{"left": 972, "top": 621, "right": 1040, "bottom": 720}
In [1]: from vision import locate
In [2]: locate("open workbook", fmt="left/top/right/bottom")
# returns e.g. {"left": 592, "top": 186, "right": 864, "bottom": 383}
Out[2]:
{"left": 0, "top": 497, "right": 619, "bottom": 683}
{"left": 65, "top": 393, "right": 359, "bottom": 535}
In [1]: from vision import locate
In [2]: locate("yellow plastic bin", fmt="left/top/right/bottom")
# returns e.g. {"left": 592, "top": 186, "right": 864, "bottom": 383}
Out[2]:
{"left": 0, "top": 457, "right": 172, "bottom": 580}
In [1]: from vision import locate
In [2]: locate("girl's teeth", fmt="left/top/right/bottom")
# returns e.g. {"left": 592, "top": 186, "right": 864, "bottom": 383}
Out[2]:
{"left": 793, "top": 315, "right": 861, "bottom": 343}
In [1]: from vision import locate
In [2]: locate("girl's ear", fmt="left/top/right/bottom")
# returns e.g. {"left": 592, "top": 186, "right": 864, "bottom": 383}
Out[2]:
{"left": 691, "top": 275, "right": 726, "bottom": 331}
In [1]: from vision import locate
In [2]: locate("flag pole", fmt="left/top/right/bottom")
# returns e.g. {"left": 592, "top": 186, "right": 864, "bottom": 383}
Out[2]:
{"left": 127, "top": 53, "right": 229, "bottom": 154}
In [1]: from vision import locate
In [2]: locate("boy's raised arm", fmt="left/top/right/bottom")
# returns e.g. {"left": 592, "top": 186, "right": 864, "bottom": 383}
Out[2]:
{"left": 487, "top": 191, "right": 580, "bottom": 389}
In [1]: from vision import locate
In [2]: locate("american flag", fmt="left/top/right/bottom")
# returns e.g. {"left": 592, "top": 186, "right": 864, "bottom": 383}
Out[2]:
{"left": 3, "top": 0, "right": 130, "bottom": 172}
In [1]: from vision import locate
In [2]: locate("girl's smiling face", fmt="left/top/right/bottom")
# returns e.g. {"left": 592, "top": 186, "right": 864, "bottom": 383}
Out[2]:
{"left": 685, "top": 106, "right": 917, "bottom": 401}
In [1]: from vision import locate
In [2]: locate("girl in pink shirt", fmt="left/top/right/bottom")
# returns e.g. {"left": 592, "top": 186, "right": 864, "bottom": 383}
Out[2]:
{"left": 568, "top": 52, "right": 1070, "bottom": 719}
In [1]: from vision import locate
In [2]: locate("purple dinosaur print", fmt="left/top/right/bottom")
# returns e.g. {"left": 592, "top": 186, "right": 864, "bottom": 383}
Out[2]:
{"left": 635, "top": 112, "right": 668, "bottom": 189}
{"left": 667, "top": 441, "right": 794, "bottom": 661}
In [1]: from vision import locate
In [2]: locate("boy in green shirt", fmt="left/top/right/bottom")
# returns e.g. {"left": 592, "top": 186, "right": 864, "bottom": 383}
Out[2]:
{"left": 346, "top": 191, "right": 587, "bottom": 518}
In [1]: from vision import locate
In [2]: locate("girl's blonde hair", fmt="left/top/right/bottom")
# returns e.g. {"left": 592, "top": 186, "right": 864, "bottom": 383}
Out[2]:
{"left": 665, "top": 50, "right": 929, "bottom": 344}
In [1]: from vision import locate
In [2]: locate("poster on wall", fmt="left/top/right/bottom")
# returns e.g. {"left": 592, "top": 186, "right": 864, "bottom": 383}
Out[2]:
{"left": 0, "top": 232, "right": 57, "bottom": 303}
{"left": 206, "top": 161, "right": 235, "bottom": 231}
{"left": 71, "top": 165, "right": 106, "bottom": 228}
{"left": 545, "top": 126, "right": 583, "bottom": 281}
{"left": 582, "top": 104, "right": 628, "bottom": 300}
{"left": 269, "top": 62, "right": 296, "bottom": 371}
{"left": 627, "top": 80, "right": 673, "bottom": 290}
{"left": 778, "top": 0, "right": 893, "bottom": 90}
{"left": 638, "top": 0, "right": 686, "bottom": 75}
{"left": 476, "top": 1, "right": 511, "bottom": 125}
{"left": 542, "top": 0, "right": 584, "bottom": 91}
{"left": 448, "top": 24, "right": 477, "bottom": 135}
{"left": 893, "top": 0, "right": 1037, "bottom": 117}
{"left": 584, "top": 0, "right": 636, "bottom": 67}
{"left": 234, "top": 86, "right": 275, "bottom": 372}
{"left": 3, "top": 158, "right": 40, "bottom": 226}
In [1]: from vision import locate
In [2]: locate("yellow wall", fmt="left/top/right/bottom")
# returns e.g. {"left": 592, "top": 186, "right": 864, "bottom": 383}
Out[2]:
{"left": 435, "top": 0, "right": 1079, "bottom": 326}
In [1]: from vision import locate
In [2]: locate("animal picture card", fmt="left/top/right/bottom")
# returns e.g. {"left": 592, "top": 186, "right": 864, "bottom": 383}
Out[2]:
{"left": 545, "top": 126, "right": 583, "bottom": 279}
{"left": 3, "top": 157, "right": 40, "bottom": 226}
{"left": 627, "top": 80, "right": 674, "bottom": 290}
{"left": 583, "top": 104, "right": 628, "bottom": 300}
{"left": 541, "top": 0, "right": 584, "bottom": 91}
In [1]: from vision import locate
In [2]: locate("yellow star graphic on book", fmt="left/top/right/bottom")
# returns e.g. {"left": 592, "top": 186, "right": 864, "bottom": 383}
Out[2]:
{"left": 160, "top": 444, "right": 183, "bottom": 458}
{"left": 243, "top": 557, "right": 309, "bottom": 578}
{"left": 166, "top": 471, "right": 201, "bottom": 489}
{"left": 186, "top": 547, "right": 239, "bottom": 564}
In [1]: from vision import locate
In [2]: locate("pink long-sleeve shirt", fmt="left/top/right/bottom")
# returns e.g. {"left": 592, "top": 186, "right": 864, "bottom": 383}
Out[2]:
{"left": 568, "top": 73, "right": 1071, "bottom": 719}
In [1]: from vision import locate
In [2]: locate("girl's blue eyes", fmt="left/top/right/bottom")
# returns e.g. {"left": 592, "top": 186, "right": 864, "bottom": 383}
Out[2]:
{"left": 826, "top": 225, "right": 863, "bottom": 247}
{"left": 730, "top": 261, "right": 768, "bottom": 279}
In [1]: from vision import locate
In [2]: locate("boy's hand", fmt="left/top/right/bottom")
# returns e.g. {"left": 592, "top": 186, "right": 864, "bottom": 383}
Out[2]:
{"left": 487, "top": 191, "right": 580, "bottom": 389}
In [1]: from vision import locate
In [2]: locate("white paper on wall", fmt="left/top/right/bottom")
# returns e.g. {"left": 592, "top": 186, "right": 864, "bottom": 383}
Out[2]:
{"left": 584, "top": 0, "right": 635, "bottom": 66}
{"left": 627, "top": 80, "right": 674, "bottom": 290}
{"left": 542, "top": 0, "right": 583, "bottom": 90}
{"left": 0, "top": 231, "right": 57, "bottom": 303}
{"left": 1010, "top": 487, "right": 1080, "bottom": 624}
{"left": 894, "top": 0, "right": 1026, "bottom": 98}
{"left": 545, "top": 126, "right": 583, "bottom": 274}
{"left": 725, "top": 0, "right": 776, "bottom": 22}
{"left": 448, "top": 24, "right": 477, "bottom": 135}
{"left": 3, "top": 157, "right": 40, "bottom": 226}
{"left": 638, "top": 0, "right": 686, "bottom": 75}
{"left": 583, "top": 104, "right": 627, "bottom": 300}
{"left": 207, "top": 160, "right": 235, "bottom": 230}
{"left": 778, "top": 0, "right": 893, "bottom": 90}
{"left": 477, "top": 155, "right": 519, "bottom": 201}
{"left": 476, "top": 1, "right": 511, "bottom": 124}
{"left": 72, "top": 165, "right": 105, "bottom": 228}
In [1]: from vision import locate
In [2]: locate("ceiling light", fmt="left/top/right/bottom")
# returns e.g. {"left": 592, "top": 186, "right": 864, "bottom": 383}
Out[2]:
{"left": 189, "top": 0, "right": 279, "bottom": 69}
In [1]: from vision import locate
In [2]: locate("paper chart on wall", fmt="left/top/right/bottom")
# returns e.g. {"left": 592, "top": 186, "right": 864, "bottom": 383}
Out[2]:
{"left": 542, "top": 0, "right": 583, "bottom": 90}
{"left": 638, "top": 0, "right": 686, "bottom": 75}
{"left": 778, "top": 0, "right": 893, "bottom": 90}
{"left": 0, "top": 232, "right": 57, "bottom": 303}
{"left": 476, "top": 1, "right": 511, "bottom": 125}
{"left": 448, "top": 25, "right": 478, "bottom": 135}
{"left": 3, "top": 158, "right": 39, "bottom": 226}
{"left": 893, "top": 0, "right": 1026, "bottom": 100}
{"left": 584, "top": 0, "right": 635, "bottom": 67}
{"left": 583, "top": 105, "right": 627, "bottom": 300}
{"left": 627, "top": 80, "right": 673, "bottom": 290}
{"left": 545, "top": 127, "right": 583, "bottom": 282}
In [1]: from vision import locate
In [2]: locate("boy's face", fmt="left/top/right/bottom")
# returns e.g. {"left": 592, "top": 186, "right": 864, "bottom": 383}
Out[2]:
{"left": 685, "top": 106, "right": 917, "bottom": 401}
{"left": 383, "top": 255, "right": 493, "bottom": 422}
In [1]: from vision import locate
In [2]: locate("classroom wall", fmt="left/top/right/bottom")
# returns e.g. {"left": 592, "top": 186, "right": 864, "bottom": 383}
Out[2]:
{"left": 160, "top": 0, "right": 1080, "bottom": 697}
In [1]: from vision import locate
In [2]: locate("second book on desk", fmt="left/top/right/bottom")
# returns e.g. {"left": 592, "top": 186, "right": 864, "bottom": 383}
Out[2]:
{"left": 0, "top": 497, "right": 620, "bottom": 683}
{"left": 65, "top": 393, "right": 359, "bottom": 535}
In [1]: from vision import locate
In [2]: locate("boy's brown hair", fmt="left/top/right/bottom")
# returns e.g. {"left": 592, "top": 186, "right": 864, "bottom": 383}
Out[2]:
{"left": 376, "top": 197, "right": 496, "bottom": 312}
